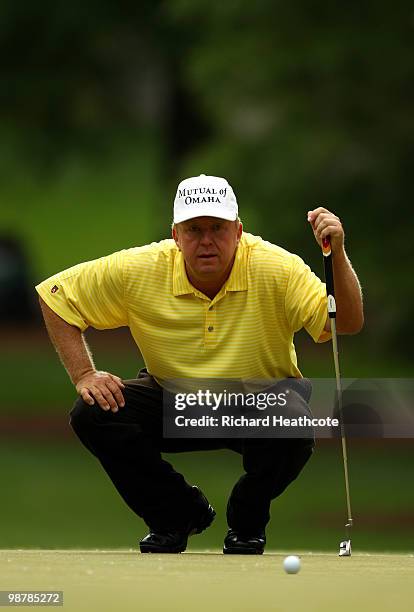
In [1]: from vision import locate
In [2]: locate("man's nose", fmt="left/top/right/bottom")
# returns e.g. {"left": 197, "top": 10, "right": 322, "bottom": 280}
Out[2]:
{"left": 199, "top": 229, "right": 214, "bottom": 244}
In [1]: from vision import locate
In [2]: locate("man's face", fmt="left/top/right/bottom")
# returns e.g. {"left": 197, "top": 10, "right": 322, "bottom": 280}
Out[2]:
{"left": 173, "top": 216, "right": 243, "bottom": 285}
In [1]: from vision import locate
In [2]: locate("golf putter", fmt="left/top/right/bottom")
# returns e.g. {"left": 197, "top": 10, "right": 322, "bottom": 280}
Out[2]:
{"left": 322, "top": 236, "right": 353, "bottom": 557}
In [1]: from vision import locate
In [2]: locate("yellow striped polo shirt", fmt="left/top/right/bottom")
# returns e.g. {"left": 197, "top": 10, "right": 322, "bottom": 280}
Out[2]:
{"left": 35, "top": 232, "right": 330, "bottom": 385}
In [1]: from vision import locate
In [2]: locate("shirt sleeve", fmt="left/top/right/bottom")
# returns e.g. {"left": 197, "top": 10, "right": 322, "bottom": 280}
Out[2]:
{"left": 284, "top": 254, "right": 331, "bottom": 343}
{"left": 35, "top": 251, "right": 128, "bottom": 332}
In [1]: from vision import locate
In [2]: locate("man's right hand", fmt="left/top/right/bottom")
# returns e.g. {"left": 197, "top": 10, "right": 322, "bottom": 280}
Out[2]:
{"left": 76, "top": 370, "right": 126, "bottom": 412}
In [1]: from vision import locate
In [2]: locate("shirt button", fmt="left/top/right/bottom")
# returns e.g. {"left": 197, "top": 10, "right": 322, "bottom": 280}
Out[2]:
{"left": 208, "top": 326, "right": 214, "bottom": 332}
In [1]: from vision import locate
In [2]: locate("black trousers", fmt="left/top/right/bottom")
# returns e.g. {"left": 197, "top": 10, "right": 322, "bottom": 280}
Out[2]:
{"left": 70, "top": 370, "right": 314, "bottom": 533}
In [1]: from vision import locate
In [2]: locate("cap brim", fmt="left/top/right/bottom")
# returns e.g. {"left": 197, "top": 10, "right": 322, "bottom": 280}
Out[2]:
{"left": 174, "top": 207, "right": 237, "bottom": 224}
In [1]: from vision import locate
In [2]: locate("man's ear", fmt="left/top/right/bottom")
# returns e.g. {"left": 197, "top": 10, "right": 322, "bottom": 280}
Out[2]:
{"left": 236, "top": 221, "right": 243, "bottom": 243}
{"left": 172, "top": 224, "right": 180, "bottom": 250}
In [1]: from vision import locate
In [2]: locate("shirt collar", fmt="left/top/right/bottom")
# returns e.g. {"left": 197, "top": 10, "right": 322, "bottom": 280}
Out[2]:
{"left": 173, "top": 240, "right": 248, "bottom": 297}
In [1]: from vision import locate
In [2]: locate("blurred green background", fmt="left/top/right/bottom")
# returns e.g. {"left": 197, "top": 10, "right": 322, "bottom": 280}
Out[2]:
{"left": 1, "top": 1, "right": 413, "bottom": 551}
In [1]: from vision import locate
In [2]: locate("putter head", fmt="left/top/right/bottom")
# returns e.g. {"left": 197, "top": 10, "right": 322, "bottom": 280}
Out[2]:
{"left": 339, "top": 539, "right": 352, "bottom": 556}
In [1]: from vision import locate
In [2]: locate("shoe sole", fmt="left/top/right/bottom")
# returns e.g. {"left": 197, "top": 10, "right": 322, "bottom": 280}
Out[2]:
{"left": 140, "top": 505, "right": 216, "bottom": 554}
{"left": 223, "top": 546, "right": 264, "bottom": 555}
{"left": 140, "top": 541, "right": 187, "bottom": 554}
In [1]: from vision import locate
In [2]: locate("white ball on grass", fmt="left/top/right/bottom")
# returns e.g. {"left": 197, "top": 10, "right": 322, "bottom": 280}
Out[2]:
{"left": 283, "top": 555, "right": 301, "bottom": 574}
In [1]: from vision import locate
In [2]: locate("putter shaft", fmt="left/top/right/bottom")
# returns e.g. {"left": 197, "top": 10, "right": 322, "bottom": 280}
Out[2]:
{"left": 330, "top": 317, "right": 353, "bottom": 531}
{"left": 321, "top": 236, "right": 354, "bottom": 548}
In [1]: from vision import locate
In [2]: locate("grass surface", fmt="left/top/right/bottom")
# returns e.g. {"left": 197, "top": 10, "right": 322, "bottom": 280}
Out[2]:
{"left": 1, "top": 549, "right": 413, "bottom": 612}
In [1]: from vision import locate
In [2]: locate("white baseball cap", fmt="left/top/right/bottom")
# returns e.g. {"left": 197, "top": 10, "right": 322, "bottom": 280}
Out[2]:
{"left": 173, "top": 174, "right": 238, "bottom": 224}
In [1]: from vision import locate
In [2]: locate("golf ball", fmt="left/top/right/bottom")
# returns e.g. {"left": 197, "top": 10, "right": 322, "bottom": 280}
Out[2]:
{"left": 283, "top": 555, "right": 301, "bottom": 574}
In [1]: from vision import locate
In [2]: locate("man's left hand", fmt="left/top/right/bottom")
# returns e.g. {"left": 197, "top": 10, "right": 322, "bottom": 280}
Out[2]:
{"left": 307, "top": 207, "right": 344, "bottom": 253}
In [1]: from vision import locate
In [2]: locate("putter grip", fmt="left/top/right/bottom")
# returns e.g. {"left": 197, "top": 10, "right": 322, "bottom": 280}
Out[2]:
{"left": 322, "top": 237, "right": 336, "bottom": 318}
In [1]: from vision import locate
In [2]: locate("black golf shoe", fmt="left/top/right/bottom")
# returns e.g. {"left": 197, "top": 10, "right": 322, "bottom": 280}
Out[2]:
{"left": 223, "top": 529, "right": 266, "bottom": 555}
{"left": 139, "top": 486, "right": 216, "bottom": 553}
